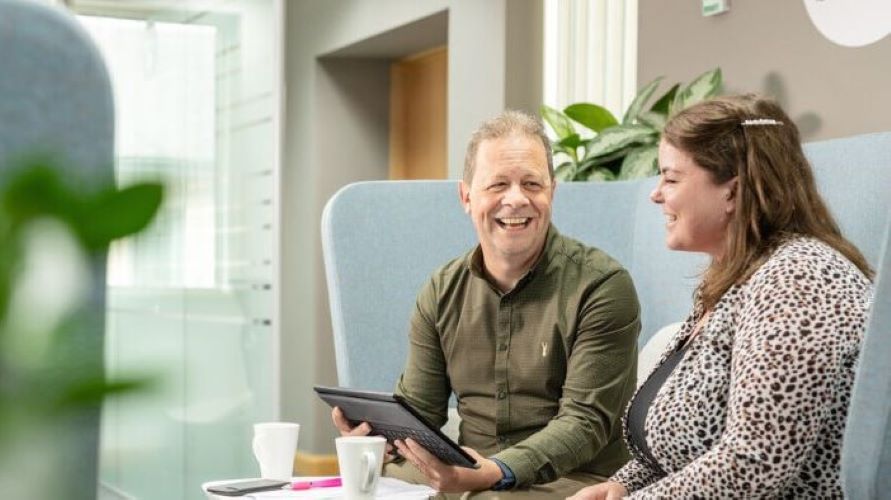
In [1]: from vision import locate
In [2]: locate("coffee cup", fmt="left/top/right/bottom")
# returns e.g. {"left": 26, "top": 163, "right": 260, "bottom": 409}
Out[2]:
{"left": 252, "top": 422, "right": 300, "bottom": 481}
{"left": 335, "top": 435, "right": 386, "bottom": 500}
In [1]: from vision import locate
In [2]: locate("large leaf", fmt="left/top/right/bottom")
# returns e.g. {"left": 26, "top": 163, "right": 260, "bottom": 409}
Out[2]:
{"left": 554, "top": 160, "right": 574, "bottom": 181}
{"left": 80, "top": 183, "right": 164, "bottom": 248}
{"left": 53, "top": 376, "right": 153, "bottom": 410}
{"left": 675, "top": 68, "right": 723, "bottom": 112}
{"left": 578, "top": 147, "right": 632, "bottom": 171}
{"left": 558, "top": 133, "right": 582, "bottom": 149}
{"left": 585, "top": 125, "right": 658, "bottom": 160}
{"left": 637, "top": 111, "right": 667, "bottom": 131}
{"left": 586, "top": 167, "right": 617, "bottom": 182}
{"left": 650, "top": 84, "right": 679, "bottom": 115}
{"left": 564, "top": 103, "right": 618, "bottom": 133}
{"left": 1, "top": 165, "right": 75, "bottom": 223}
{"left": 622, "top": 77, "right": 663, "bottom": 125}
{"left": 553, "top": 133, "right": 581, "bottom": 163}
{"left": 552, "top": 143, "right": 572, "bottom": 157}
{"left": 540, "top": 104, "right": 576, "bottom": 139}
{"left": 619, "top": 145, "right": 659, "bottom": 180}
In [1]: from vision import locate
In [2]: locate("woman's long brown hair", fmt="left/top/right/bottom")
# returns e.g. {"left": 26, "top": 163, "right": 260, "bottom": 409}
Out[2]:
{"left": 662, "top": 94, "right": 873, "bottom": 311}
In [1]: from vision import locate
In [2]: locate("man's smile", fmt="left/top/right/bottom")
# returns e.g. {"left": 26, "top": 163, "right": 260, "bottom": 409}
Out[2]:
{"left": 495, "top": 216, "right": 532, "bottom": 229}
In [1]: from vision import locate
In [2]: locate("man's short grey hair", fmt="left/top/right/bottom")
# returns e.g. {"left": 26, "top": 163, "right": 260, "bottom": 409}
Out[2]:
{"left": 463, "top": 110, "right": 554, "bottom": 184}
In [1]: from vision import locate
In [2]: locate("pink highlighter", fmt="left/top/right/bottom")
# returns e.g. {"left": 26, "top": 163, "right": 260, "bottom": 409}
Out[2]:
{"left": 290, "top": 477, "right": 342, "bottom": 490}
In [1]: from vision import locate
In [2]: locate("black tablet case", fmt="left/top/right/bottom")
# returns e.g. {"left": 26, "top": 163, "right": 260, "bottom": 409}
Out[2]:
{"left": 314, "top": 385, "right": 478, "bottom": 469}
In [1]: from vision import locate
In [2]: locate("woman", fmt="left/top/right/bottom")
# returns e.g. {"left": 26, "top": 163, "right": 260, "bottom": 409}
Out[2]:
{"left": 570, "top": 94, "right": 874, "bottom": 499}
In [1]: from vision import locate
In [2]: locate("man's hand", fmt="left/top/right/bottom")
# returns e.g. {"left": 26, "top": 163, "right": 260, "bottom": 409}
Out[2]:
{"left": 330, "top": 407, "right": 396, "bottom": 461}
{"left": 566, "top": 481, "right": 628, "bottom": 500}
{"left": 331, "top": 406, "right": 372, "bottom": 437}
{"left": 394, "top": 438, "right": 503, "bottom": 493}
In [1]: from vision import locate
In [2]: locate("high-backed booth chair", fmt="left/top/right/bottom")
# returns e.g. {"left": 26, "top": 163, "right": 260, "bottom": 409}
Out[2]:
{"left": 842, "top": 217, "right": 891, "bottom": 499}
{"left": 322, "top": 132, "right": 890, "bottom": 388}
{"left": 0, "top": 0, "right": 114, "bottom": 497}
{"left": 323, "top": 131, "right": 891, "bottom": 496}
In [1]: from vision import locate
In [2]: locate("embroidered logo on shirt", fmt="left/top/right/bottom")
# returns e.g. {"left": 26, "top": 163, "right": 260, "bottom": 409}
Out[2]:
{"left": 541, "top": 341, "right": 549, "bottom": 357}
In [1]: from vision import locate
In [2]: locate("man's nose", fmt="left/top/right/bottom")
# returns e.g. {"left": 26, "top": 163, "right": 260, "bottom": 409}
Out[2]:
{"left": 502, "top": 184, "right": 530, "bottom": 206}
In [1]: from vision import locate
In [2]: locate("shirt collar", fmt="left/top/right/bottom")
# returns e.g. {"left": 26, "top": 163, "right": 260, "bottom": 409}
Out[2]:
{"left": 467, "top": 224, "right": 560, "bottom": 292}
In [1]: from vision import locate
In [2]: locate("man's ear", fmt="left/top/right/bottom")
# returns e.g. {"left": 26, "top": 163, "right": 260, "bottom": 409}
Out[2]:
{"left": 458, "top": 181, "right": 471, "bottom": 214}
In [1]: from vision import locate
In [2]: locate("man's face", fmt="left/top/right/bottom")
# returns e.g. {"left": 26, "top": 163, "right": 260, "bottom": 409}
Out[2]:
{"left": 460, "top": 133, "right": 555, "bottom": 268}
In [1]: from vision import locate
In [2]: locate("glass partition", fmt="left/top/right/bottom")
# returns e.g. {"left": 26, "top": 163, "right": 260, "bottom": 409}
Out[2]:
{"left": 73, "top": 1, "right": 282, "bottom": 498}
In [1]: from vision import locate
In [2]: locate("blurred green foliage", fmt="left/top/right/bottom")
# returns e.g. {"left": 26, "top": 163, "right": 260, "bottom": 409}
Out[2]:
{"left": 0, "top": 159, "right": 163, "bottom": 446}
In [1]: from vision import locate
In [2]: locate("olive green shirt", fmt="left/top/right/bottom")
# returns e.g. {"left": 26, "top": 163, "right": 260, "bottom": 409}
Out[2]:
{"left": 395, "top": 226, "right": 640, "bottom": 487}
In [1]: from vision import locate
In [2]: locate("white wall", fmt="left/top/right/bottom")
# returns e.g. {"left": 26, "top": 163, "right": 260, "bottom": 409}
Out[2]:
{"left": 281, "top": 0, "right": 543, "bottom": 453}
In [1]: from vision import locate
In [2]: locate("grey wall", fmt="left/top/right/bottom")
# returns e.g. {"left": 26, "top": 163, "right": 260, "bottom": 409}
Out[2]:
{"left": 638, "top": 0, "right": 891, "bottom": 141}
{"left": 310, "top": 56, "right": 391, "bottom": 450}
{"left": 506, "top": 0, "right": 544, "bottom": 112}
{"left": 282, "top": 0, "right": 543, "bottom": 453}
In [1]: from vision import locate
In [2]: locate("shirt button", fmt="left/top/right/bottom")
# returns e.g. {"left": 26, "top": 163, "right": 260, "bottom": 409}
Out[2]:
{"left": 497, "top": 390, "right": 506, "bottom": 400}
{"left": 497, "top": 343, "right": 507, "bottom": 351}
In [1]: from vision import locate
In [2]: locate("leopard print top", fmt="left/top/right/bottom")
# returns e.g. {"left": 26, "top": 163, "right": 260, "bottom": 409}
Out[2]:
{"left": 612, "top": 236, "right": 873, "bottom": 498}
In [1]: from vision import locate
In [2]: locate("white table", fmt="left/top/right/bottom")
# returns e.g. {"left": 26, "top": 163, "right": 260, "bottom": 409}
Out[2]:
{"left": 202, "top": 476, "right": 436, "bottom": 499}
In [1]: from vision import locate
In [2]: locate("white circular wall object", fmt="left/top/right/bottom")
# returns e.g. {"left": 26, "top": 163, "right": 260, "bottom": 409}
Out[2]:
{"left": 803, "top": 0, "right": 891, "bottom": 47}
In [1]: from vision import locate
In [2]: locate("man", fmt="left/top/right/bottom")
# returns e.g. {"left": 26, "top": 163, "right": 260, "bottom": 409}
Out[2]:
{"left": 334, "top": 110, "right": 640, "bottom": 498}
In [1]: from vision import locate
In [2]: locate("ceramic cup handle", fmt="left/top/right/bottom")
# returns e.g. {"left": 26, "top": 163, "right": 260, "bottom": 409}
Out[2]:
{"left": 252, "top": 434, "right": 260, "bottom": 458}
{"left": 252, "top": 434, "right": 269, "bottom": 467}
{"left": 360, "top": 450, "right": 378, "bottom": 493}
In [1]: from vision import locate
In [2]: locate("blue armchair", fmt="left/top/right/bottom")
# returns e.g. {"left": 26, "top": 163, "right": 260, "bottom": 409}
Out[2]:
{"left": 842, "top": 216, "right": 891, "bottom": 499}
{"left": 321, "top": 132, "right": 890, "bottom": 390}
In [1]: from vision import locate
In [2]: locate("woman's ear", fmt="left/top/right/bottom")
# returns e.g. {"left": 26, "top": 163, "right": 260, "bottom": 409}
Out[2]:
{"left": 724, "top": 177, "right": 738, "bottom": 213}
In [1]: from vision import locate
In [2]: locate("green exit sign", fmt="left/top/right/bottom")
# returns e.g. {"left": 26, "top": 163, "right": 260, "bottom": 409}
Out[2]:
{"left": 702, "top": 0, "right": 730, "bottom": 16}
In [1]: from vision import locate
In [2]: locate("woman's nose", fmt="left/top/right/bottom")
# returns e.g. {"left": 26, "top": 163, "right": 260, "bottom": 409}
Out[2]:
{"left": 650, "top": 185, "right": 663, "bottom": 204}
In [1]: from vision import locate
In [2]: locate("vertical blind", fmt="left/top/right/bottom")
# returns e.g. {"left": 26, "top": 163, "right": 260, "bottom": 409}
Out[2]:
{"left": 544, "top": 0, "right": 638, "bottom": 118}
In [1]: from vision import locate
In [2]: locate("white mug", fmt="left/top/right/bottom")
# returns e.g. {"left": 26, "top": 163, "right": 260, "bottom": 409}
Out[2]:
{"left": 252, "top": 422, "right": 300, "bottom": 481}
{"left": 335, "top": 436, "right": 386, "bottom": 500}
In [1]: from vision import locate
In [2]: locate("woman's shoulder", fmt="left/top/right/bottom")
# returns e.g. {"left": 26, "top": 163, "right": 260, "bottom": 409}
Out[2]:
{"left": 732, "top": 236, "right": 872, "bottom": 349}
{"left": 748, "top": 235, "right": 871, "bottom": 291}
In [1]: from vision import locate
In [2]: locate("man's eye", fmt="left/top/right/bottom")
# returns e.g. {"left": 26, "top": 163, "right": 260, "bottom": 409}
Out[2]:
{"left": 488, "top": 182, "right": 507, "bottom": 190}
{"left": 523, "top": 182, "right": 542, "bottom": 189}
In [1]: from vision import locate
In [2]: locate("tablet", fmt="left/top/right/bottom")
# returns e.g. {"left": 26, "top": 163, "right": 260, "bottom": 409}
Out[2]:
{"left": 314, "top": 385, "right": 478, "bottom": 469}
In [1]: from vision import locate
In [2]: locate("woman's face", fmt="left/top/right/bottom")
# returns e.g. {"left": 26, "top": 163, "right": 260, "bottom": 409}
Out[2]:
{"left": 650, "top": 139, "right": 737, "bottom": 260}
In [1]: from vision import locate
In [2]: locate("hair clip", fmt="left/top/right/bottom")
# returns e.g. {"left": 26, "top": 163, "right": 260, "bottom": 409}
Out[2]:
{"left": 741, "top": 118, "right": 783, "bottom": 126}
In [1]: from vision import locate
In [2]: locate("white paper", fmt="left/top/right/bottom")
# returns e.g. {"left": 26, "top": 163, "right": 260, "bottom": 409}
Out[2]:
{"left": 244, "top": 477, "right": 435, "bottom": 499}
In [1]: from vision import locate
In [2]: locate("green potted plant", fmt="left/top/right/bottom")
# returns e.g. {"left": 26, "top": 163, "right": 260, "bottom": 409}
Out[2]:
{"left": 0, "top": 160, "right": 163, "bottom": 498}
{"left": 541, "top": 68, "right": 722, "bottom": 181}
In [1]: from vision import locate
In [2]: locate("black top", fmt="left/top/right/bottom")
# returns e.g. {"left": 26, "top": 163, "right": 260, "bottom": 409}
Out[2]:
{"left": 627, "top": 344, "right": 688, "bottom": 471}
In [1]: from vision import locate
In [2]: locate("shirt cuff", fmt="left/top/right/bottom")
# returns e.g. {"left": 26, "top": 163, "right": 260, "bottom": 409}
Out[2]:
{"left": 489, "top": 458, "right": 516, "bottom": 491}
{"left": 491, "top": 447, "right": 537, "bottom": 487}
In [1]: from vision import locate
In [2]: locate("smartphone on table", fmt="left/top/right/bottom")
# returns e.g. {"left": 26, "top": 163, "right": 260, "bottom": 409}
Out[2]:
{"left": 206, "top": 478, "right": 289, "bottom": 496}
